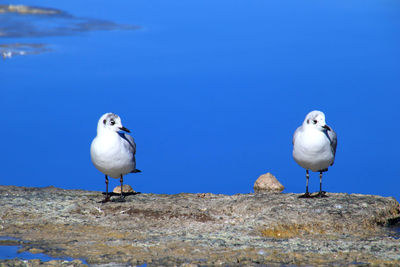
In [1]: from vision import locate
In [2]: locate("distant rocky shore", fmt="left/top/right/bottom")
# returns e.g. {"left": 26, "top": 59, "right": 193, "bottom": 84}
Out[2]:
{"left": 0, "top": 186, "right": 399, "bottom": 266}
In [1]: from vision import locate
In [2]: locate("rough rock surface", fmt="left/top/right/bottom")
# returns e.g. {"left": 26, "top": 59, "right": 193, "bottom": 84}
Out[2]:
{"left": 0, "top": 186, "right": 399, "bottom": 266}
{"left": 253, "top": 173, "right": 284, "bottom": 193}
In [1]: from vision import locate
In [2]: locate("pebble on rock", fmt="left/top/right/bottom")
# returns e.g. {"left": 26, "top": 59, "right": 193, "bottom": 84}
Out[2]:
{"left": 113, "top": 184, "right": 135, "bottom": 194}
{"left": 254, "top": 172, "right": 284, "bottom": 193}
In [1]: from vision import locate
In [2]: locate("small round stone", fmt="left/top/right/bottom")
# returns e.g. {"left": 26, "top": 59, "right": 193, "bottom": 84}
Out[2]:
{"left": 113, "top": 184, "right": 135, "bottom": 194}
{"left": 254, "top": 172, "right": 284, "bottom": 193}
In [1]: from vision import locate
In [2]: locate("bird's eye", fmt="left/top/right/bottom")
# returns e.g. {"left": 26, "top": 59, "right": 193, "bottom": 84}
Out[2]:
{"left": 313, "top": 120, "right": 317, "bottom": 124}
{"left": 110, "top": 119, "right": 115, "bottom": 125}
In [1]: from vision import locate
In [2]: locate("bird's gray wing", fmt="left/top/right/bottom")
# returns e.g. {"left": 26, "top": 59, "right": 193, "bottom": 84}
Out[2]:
{"left": 121, "top": 133, "right": 142, "bottom": 172}
{"left": 119, "top": 132, "right": 136, "bottom": 155}
{"left": 326, "top": 125, "right": 337, "bottom": 163}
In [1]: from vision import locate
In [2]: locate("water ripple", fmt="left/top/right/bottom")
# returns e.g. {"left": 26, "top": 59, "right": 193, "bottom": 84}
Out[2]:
{"left": 0, "top": 4, "right": 139, "bottom": 58}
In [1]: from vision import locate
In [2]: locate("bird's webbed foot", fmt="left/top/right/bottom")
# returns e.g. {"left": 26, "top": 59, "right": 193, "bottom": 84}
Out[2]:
{"left": 99, "top": 195, "right": 111, "bottom": 203}
{"left": 298, "top": 192, "right": 312, "bottom": 198}
{"left": 315, "top": 191, "right": 328, "bottom": 198}
{"left": 113, "top": 195, "right": 126, "bottom": 202}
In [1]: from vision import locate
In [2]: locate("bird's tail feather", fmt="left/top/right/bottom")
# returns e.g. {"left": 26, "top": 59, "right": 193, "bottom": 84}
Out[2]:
{"left": 131, "top": 169, "right": 142, "bottom": 173}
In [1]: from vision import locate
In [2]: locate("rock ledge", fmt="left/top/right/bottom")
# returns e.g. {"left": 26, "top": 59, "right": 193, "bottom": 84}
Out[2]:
{"left": 0, "top": 186, "right": 399, "bottom": 266}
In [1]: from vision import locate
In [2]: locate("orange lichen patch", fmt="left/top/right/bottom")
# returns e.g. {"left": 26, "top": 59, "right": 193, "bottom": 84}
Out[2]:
{"left": 260, "top": 221, "right": 384, "bottom": 239}
{"left": 260, "top": 223, "right": 326, "bottom": 239}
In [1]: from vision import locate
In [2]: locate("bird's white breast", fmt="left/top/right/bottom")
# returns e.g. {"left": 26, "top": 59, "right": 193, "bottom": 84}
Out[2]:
{"left": 293, "top": 127, "right": 334, "bottom": 172}
{"left": 90, "top": 131, "right": 135, "bottom": 178}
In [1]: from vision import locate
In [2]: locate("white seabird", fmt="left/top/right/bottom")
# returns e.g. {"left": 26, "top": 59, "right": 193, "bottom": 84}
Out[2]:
{"left": 90, "top": 113, "right": 141, "bottom": 202}
{"left": 292, "top": 110, "right": 337, "bottom": 198}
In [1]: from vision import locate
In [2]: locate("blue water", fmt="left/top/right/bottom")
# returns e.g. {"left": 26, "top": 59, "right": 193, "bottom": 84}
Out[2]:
{"left": 0, "top": 236, "right": 86, "bottom": 262}
{"left": 1, "top": 0, "right": 400, "bottom": 200}
{"left": 0, "top": 236, "right": 81, "bottom": 262}
{"left": 0, "top": 245, "right": 73, "bottom": 261}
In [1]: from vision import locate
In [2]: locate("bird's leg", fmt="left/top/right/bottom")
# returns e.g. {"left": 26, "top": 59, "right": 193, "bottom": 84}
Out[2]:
{"left": 319, "top": 171, "right": 322, "bottom": 193}
{"left": 120, "top": 175, "right": 124, "bottom": 198}
{"left": 101, "top": 175, "right": 110, "bottom": 203}
{"left": 316, "top": 171, "right": 327, "bottom": 198}
{"left": 299, "top": 170, "right": 312, "bottom": 198}
{"left": 115, "top": 175, "right": 126, "bottom": 202}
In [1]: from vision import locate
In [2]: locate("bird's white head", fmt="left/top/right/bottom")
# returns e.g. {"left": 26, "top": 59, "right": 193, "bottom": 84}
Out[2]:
{"left": 303, "top": 110, "right": 330, "bottom": 131}
{"left": 97, "top": 113, "right": 130, "bottom": 134}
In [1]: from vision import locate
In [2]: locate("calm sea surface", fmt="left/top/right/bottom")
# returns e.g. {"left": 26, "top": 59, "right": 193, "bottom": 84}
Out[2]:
{"left": 1, "top": 0, "right": 400, "bottom": 199}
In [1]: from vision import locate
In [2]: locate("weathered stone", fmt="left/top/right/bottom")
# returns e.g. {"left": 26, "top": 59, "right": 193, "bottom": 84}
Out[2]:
{"left": 254, "top": 172, "right": 284, "bottom": 192}
{"left": 112, "top": 184, "right": 135, "bottom": 194}
{"left": 27, "top": 247, "right": 44, "bottom": 254}
{"left": 0, "top": 186, "right": 399, "bottom": 266}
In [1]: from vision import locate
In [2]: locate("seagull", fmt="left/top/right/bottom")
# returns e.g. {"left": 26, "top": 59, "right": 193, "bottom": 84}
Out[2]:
{"left": 292, "top": 110, "right": 337, "bottom": 198}
{"left": 90, "top": 113, "right": 141, "bottom": 202}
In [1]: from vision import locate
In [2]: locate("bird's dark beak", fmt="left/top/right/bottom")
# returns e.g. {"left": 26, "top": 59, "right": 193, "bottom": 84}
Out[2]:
{"left": 322, "top": 125, "right": 330, "bottom": 130}
{"left": 119, "top": 126, "right": 131, "bottom": 133}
